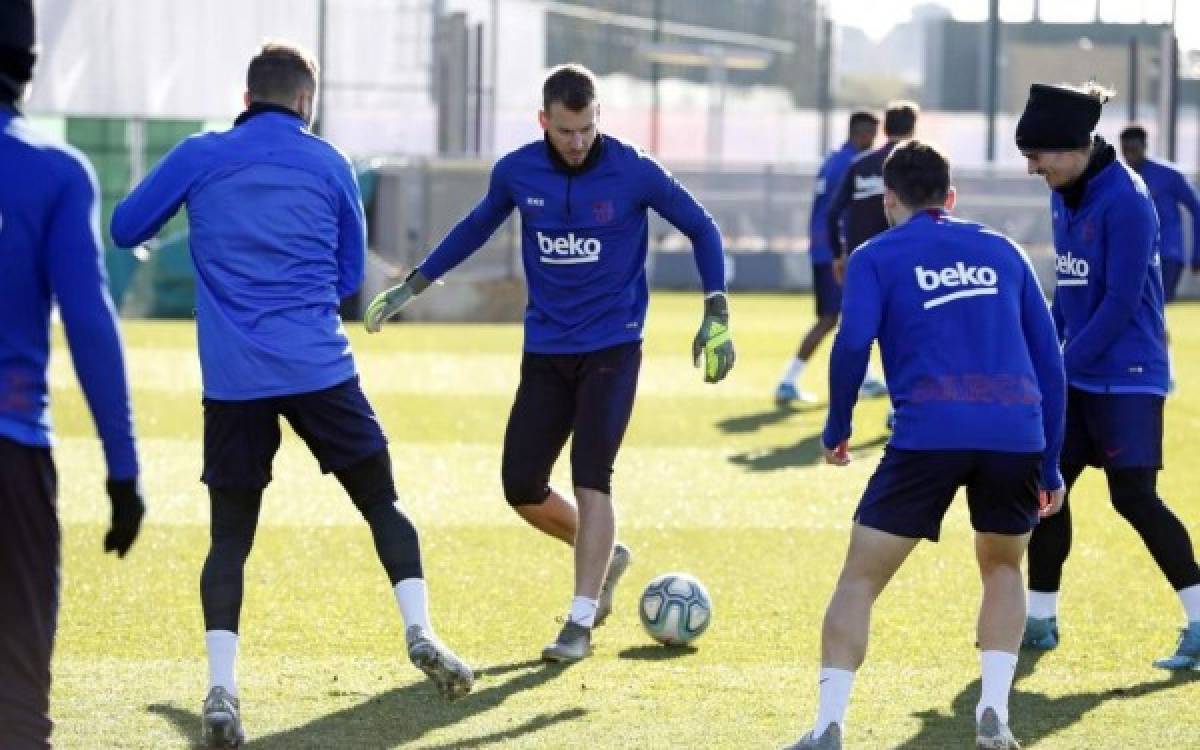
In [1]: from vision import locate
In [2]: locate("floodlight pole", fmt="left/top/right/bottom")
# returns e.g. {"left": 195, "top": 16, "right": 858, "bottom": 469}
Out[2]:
{"left": 316, "top": 0, "right": 328, "bottom": 137}
{"left": 650, "top": 0, "right": 663, "bottom": 153}
{"left": 984, "top": 0, "right": 1000, "bottom": 165}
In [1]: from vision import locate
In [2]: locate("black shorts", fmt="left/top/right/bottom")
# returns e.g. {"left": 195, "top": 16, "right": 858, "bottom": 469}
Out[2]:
{"left": 0, "top": 437, "right": 58, "bottom": 748}
{"left": 1162, "top": 258, "right": 1184, "bottom": 303}
{"left": 501, "top": 341, "right": 642, "bottom": 503}
{"left": 812, "top": 261, "right": 842, "bottom": 318}
{"left": 855, "top": 446, "right": 1042, "bottom": 542}
{"left": 1061, "top": 387, "right": 1163, "bottom": 470}
{"left": 202, "top": 376, "right": 387, "bottom": 489}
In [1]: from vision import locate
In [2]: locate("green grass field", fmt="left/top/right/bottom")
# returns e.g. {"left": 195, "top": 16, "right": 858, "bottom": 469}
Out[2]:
{"left": 47, "top": 293, "right": 1200, "bottom": 749}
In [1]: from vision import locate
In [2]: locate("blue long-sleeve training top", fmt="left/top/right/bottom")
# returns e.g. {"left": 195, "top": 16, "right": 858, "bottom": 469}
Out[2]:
{"left": 417, "top": 134, "right": 726, "bottom": 354}
{"left": 808, "top": 141, "right": 860, "bottom": 264}
{"left": 823, "top": 210, "right": 1066, "bottom": 490}
{"left": 111, "top": 105, "right": 367, "bottom": 401}
{"left": 825, "top": 140, "right": 897, "bottom": 259}
{"left": 1131, "top": 157, "right": 1200, "bottom": 268}
{"left": 0, "top": 105, "right": 139, "bottom": 479}
{"left": 1050, "top": 143, "right": 1169, "bottom": 395}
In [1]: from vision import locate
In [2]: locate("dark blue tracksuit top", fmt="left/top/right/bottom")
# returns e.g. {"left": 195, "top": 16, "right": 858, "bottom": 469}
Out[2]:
{"left": 1130, "top": 157, "right": 1200, "bottom": 268}
{"left": 823, "top": 210, "right": 1067, "bottom": 490}
{"left": 1050, "top": 158, "right": 1169, "bottom": 395}
{"left": 417, "top": 134, "right": 727, "bottom": 354}
{"left": 0, "top": 105, "right": 138, "bottom": 479}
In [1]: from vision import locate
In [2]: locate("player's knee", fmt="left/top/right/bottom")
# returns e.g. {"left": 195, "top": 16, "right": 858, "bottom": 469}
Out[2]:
{"left": 1108, "top": 468, "right": 1160, "bottom": 522}
{"left": 336, "top": 449, "right": 399, "bottom": 516}
{"left": 502, "top": 467, "right": 550, "bottom": 507}
{"left": 571, "top": 463, "right": 613, "bottom": 497}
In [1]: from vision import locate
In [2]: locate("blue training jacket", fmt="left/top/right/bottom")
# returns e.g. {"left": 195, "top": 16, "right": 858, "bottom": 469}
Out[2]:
{"left": 0, "top": 105, "right": 138, "bottom": 479}
{"left": 111, "top": 106, "right": 367, "bottom": 401}
{"left": 418, "top": 134, "right": 726, "bottom": 354}
{"left": 1050, "top": 153, "right": 1169, "bottom": 395}
{"left": 1131, "top": 157, "right": 1200, "bottom": 268}
{"left": 808, "top": 141, "right": 860, "bottom": 264}
{"left": 824, "top": 210, "right": 1066, "bottom": 490}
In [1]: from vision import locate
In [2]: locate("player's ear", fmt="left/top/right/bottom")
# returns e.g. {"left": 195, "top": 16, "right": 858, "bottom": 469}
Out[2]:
{"left": 943, "top": 187, "right": 957, "bottom": 212}
{"left": 537, "top": 109, "right": 549, "bottom": 131}
{"left": 882, "top": 189, "right": 898, "bottom": 211}
{"left": 243, "top": 91, "right": 252, "bottom": 109}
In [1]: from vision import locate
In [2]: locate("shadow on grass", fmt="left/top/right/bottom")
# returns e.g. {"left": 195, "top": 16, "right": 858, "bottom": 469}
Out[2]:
{"left": 729, "top": 433, "right": 889, "bottom": 472}
{"left": 715, "top": 402, "right": 822, "bottom": 435}
{"left": 147, "top": 658, "right": 581, "bottom": 749}
{"left": 617, "top": 644, "right": 699, "bottom": 661}
{"left": 893, "top": 650, "right": 1200, "bottom": 749}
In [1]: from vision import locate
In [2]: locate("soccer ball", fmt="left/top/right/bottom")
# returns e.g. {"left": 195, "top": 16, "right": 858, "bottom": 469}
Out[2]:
{"left": 638, "top": 572, "right": 712, "bottom": 646}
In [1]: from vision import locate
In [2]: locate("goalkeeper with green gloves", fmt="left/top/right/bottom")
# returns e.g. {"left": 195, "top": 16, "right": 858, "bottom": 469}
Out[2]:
{"left": 365, "top": 64, "right": 733, "bottom": 663}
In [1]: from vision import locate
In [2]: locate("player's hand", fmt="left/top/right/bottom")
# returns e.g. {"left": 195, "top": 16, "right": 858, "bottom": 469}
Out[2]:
{"left": 692, "top": 293, "right": 735, "bottom": 383}
{"left": 364, "top": 270, "right": 432, "bottom": 333}
{"left": 104, "top": 478, "right": 145, "bottom": 558}
{"left": 1039, "top": 487, "right": 1066, "bottom": 518}
{"left": 833, "top": 256, "right": 846, "bottom": 285}
{"left": 824, "top": 441, "right": 851, "bottom": 466}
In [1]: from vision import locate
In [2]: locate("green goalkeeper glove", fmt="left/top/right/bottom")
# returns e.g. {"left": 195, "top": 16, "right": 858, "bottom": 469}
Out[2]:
{"left": 364, "top": 270, "right": 432, "bottom": 333}
{"left": 692, "top": 292, "right": 735, "bottom": 383}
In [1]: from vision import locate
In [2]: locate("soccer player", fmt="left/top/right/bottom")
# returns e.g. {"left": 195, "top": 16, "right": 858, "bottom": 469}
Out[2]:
{"left": 364, "top": 63, "right": 734, "bottom": 662}
{"left": 1119, "top": 125, "right": 1200, "bottom": 304}
{"left": 1, "top": 2, "right": 145, "bottom": 747}
{"left": 111, "top": 42, "right": 472, "bottom": 747}
{"left": 785, "top": 140, "right": 1066, "bottom": 750}
{"left": 1017, "top": 83, "right": 1200, "bottom": 669}
{"left": 774, "top": 111, "right": 878, "bottom": 405}
{"left": 824, "top": 101, "right": 921, "bottom": 405}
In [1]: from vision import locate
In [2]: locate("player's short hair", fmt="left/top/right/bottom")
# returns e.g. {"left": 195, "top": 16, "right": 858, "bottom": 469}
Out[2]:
{"left": 247, "top": 41, "right": 319, "bottom": 104}
{"left": 543, "top": 63, "right": 597, "bottom": 111}
{"left": 883, "top": 139, "right": 950, "bottom": 208}
{"left": 883, "top": 101, "right": 919, "bottom": 137}
{"left": 1120, "top": 124, "right": 1148, "bottom": 143}
{"left": 848, "top": 110, "right": 879, "bottom": 133}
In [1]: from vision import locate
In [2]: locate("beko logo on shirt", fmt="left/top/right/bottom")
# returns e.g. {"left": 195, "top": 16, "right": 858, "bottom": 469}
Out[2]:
{"left": 914, "top": 263, "right": 999, "bottom": 309}
{"left": 1055, "top": 252, "right": 1089, "bottom": 287}
{"left": 537, "top": 231, "right": 602, "bottom": 264}
{"left": 853, "top": 175, "right": 885, "bottom": 200}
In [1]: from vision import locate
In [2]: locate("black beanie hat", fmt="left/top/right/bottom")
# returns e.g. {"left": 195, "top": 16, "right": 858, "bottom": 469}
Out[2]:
{"left": 1015, "top": 83, "right": 1105, "bottom": 152}
{"left": 0, "top": 0, "right": 37, "bottom": 87}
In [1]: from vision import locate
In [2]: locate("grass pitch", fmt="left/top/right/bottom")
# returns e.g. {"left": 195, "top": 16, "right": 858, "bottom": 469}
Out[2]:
{"left": 48, "top": 293, "right": 1200, "bottom": 748}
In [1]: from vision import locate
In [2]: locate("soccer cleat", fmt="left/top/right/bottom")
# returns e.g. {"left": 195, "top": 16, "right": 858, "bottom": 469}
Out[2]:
{"left": 1021, "top": 616, "right": 1059, "bottom": 651}
{"left": 595, "top": 543, "right": 632, "bottom": 627}
{"left": 860, "top": 376, "right": 888, "bottom": 398}
{"left": 406, "top": 625, "right": 475, "bottom": 701}
{"left": 976, "top": 707, "right": 1021, "bottom": 749}
{"left": 541, "top": 620, "right": 592, "bottom": 663}
{"left": 783, "top": 722, "right": 842, "bottom": 750}
{"left": 201, "top": 686, "right": 245, "bottom": 748}
{"left": 1152, "top": 622, "right": 1200, "bottom": 670}
{"left": 775, "top": 382, "right": 816, "bottom": 406}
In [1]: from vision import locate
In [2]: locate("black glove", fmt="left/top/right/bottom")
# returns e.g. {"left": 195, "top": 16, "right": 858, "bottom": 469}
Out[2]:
{"left": 105, "top": 478, "right": 145, "bottom": 558}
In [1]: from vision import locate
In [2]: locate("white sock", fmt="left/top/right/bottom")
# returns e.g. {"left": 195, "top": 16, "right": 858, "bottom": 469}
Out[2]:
{"left": 205, "top": 630, "right": 239, "bottom": 696}
{"left": 976, "top": 650, "right": 1018, "bottom": 724}
{"left": 780, "top": 356, "right": 806, "bottom": 386}
{"left": 568, "top": 596, "right": 598, "bottom": 628}
{"left": 1027, "top": 590, "right": 1059, "bottom": 620}
{"left": 813, "top": 667, "right": 854, "bottom": 736}
{"left": 393, "top": 578, "right": 431, "bottom": 632}
{"left": 1177, "top": 583, "right": 1200, "bottom": 623}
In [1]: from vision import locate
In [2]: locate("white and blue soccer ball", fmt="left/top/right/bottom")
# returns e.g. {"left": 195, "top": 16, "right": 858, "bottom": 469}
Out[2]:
{"left": 639, "top": 572, "right": 712, "bottom": 646}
